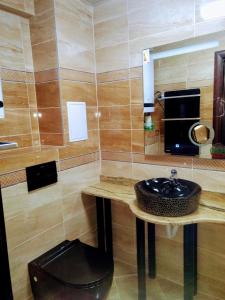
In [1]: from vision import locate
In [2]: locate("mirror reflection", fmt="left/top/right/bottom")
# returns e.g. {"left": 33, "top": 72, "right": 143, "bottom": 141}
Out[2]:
{"left": 144, "top": 31, "right": 225, "bottom": 159}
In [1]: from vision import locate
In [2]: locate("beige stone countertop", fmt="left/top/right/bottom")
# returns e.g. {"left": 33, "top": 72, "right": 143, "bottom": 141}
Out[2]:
{"left": 82, "top": 176, "right": 225, "bottom": 225}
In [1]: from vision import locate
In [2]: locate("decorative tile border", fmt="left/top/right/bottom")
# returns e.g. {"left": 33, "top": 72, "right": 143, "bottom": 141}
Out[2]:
{"left": 0, "top": 169, "right": 26, "bottom": 188}
{"left": 59, "top": 152, "right": 99, "bottom": 171}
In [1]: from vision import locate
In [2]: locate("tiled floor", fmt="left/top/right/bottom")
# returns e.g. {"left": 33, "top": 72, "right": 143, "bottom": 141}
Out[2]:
{"left": 108, "top": 260, "right": 220, "bottom": 300}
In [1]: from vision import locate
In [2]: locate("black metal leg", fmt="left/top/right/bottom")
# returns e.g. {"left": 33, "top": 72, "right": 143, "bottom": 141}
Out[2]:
{"left": 193, "top": 224, "right": 198, "bottom": 295}
{"left": 96, "top": 197, "right": 113, "bottom": 257}
{"left": 96, "top": 197, "right": 105, "bottom": 251}
{"left": 148, "top": 223, "right": 156, "bottom": 278}
{"left": 136, "top": 218, "right": 146, "bottom": 300}
{"left": 184, "top": 224, "right": 195, "bottom": 300}
{"left": 104, "top": 198, "right": 113, "bottom": 257}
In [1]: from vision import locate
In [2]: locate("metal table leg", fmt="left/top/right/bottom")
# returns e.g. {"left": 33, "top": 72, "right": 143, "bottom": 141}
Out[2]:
{"left": 184, "top": 224, "right": 197, "bottom": 300}
{"left": 148, "top": 223, "right": 156, "bottom": 278}
{"left": 96, "top": 197, "right": 113, "bottom": 257}
{"left": 96, "top": 197, "right": 105, "bottom": 251}
{"left": 104, "top": 198, "right": 113, "bottom": 257}
{"left": 136, "top": 218, "right": 146, "bottom": 300}
{"left": 193, "top": 224, "right": 198, "bottom": 295}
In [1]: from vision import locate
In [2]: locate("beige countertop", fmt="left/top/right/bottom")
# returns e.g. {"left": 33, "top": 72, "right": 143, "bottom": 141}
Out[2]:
{"left": 82, "top": 176, "right": 225, "bottom": 225}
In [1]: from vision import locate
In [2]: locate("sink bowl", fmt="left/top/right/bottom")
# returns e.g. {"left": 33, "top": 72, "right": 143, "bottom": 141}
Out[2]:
{"left": 134, "top": 178, "right": 201, "bottom": 217}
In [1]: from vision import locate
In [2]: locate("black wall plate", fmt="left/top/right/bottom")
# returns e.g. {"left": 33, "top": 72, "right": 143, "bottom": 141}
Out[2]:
{"left": 26, "top": 161, "right": 57, "bottom": 192}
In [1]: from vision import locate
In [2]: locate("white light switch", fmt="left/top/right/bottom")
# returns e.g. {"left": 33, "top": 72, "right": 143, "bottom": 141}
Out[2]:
{"left": 67, "top": 102, "right": 88, "bottom": 142}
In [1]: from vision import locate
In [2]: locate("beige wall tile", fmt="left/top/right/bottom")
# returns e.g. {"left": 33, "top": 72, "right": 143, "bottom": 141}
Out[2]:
{"left": 59, "top": 68, "right": 95, "bottom": 83}
{"left": 132, "top": 129, "right": 144, "bottom": 154}
{"left": 101, "top": 151, "right": 132, "bottom": 162}
{"left": 61, "top": 80, "right": 97, "bottom": 106}
{"left": 128, "top": 0, "right": 194, "bottom": 40}
{"left": 30, "top": 9, "right": 56, "bottom": 45}
{"left": 32, "top": 39, "right": 58, "bottom": 72}
{"left": 59, "top": 130, "right": 100, "bottom": 159}
{"left": 36, "top": 80, "right": 60, "bottom": 108}
{"left": 38, "top": 107, "right": 63, "bottom": 133}
{"left": 0, "top": 148, "right": 59, "bottom": 174}
{"left": 131, "top": 104, "right": 143, "bottom": 129}
{"left": 21, "top": 18, "right": 34, "bottom": 72}
{"left": 2, "top": 81, "right": 29, "bottom": 108}
{"left": 130, "top": 78, "right": 143, "bottom": 104}
{"left": 55, "top": 0, "right": 95, "bottom": 73}
{"left": 99, "top": 106, "right": 131, "bottom": 129}
{"left": 0, "top": 0, "right": 24, "bottom": 11}
{"left": 95, "top": 16, "right": 128, "bottom": 49}
{"left": 94, "top": 0, "right": 126, "bottom": 24}
{"left": 24, "top": 0, "right": 34, "bottom": 14}
{"left": 34, "top": 0, "right": 54, "bottom": 15}
{"left": 98, "top": 80, "right": 130, "bottom": 106}
{"left": 35, "top": 68, "right": 59, "bottom": 83}
{"left": 58, "top": 44, "right": 95, "bottom": 73}
{"left": 100, "top": 159, "right": 132, "bottom": 177}
{"left": 0, "top": 109, "right": 31, "bottom": 136}
{"left": 40, "top": 133, "right": 64, "bottom": 145}
{"left": 97, "top": 69, "right": 129, "bottom": 83}
{"left": 100, "top": 129, "right": 131, "bottom": 152}
{"left": 0, "top": 10, "right": 25, "bottom": 70}
{"left": 6, "top": 200, "right": 63, "bottom": 250}
{"left": 87, "top": 107, "right": 98, "bottom": 130}
{"left": 96, "top": 42, "right": 129, "bottom": 73}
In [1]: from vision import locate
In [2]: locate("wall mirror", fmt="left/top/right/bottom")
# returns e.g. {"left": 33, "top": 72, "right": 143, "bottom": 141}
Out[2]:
{"left": 144, "top": 30, "right": 225, "bottom": 160}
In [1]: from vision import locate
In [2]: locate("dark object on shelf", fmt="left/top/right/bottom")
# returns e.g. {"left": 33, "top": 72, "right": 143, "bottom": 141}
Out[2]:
{"left": 135, "top": 178, "right": 201, "bottom": 217}
{"left": 26, "top": 161, "right": 57, "bottom": 192}
{"left": 29, "top": 239, "right": 114, "bottom": 300}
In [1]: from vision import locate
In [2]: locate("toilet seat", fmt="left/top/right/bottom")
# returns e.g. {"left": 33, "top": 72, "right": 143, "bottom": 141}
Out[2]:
{"left": 33, "top": 239, "right": 114, "bottom": 289}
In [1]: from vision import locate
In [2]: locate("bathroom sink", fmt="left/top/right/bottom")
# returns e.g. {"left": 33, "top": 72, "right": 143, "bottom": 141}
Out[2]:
{"left": 134, "top": 170, "right": 201, "bottom": 217}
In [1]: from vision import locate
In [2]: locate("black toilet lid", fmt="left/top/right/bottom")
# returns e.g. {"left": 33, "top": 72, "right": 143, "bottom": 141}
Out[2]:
{"left": 41, "top": 240, "right": 113, "bottom": 288}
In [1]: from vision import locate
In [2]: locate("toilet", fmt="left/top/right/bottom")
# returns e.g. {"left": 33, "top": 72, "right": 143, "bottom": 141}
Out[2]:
{"left": 28, "top": 239, "right": 114, "bottom": 300}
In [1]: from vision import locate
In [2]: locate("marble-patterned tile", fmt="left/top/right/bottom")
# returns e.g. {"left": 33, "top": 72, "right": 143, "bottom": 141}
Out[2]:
{"left": 99, "top": 106, "right": 131, "bottom": 129}
{"left": 128, "top": 0, "right": 195, "bottom": 40}
{"left": 32, "top": 39, "right": 58, "bottom": 72}
{"left": 36, "top": 81, "right": 60, "bottom": 108}
{"left": 0, "top": 10, "right": 25, "bottom": 71}
{"left": 95, "top": 16, "right": 128, "bottom": 49}
{"left": 94, "top": 0, "right": 126, "bottom": 24}
{"left": 96, "top": 42, "right": 129, "bottom": 73}
{"left": 61, "top": 80, "right": 97, "bottom": 106}
{"left": 98, "top": 81, "right": 130, "bottom": 106}
{"left": 100, "top": 129, "right": 131, "bottom": 152}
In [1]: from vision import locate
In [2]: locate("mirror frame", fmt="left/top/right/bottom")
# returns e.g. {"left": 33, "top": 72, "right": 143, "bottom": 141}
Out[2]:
{"left": 213, "top": 50, "right": 225, "bottom": 144}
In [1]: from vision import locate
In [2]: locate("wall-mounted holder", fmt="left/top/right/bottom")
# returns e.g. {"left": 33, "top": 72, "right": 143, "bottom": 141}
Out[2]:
{"left": 26, "top": 161, "right": 57, "bottom": 192}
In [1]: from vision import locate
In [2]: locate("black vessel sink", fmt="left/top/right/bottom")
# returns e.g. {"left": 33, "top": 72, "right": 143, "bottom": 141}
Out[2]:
{"left": 134, "top": 175, "right": 201, "bottom": 217}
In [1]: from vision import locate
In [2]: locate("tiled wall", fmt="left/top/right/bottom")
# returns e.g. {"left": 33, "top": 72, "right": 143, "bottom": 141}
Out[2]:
{"left": 0, "top": 8, "right": 40, "bottom": 150}
{"left": 31, "top": 0, "right": 100, "bottom": 151}
{"left": 2, "top": 161, "right": 100, "bottom": 300}
{"left": 94, "top": 0, "right": 225, "bottom": 169}
{"left": 0, "top": 0, "right": 34, "bottom": 16}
